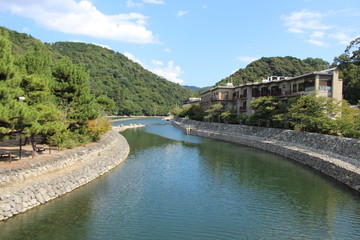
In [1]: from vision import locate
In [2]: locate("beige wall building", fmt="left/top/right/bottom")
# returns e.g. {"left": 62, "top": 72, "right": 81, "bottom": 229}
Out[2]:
{"left": 200, "top": 68, "right": 343, "bottom": 115}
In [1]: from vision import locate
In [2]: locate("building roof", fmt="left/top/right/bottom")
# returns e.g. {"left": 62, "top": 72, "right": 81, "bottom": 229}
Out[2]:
{"left": 201, "top": 68, "right": 338, "bottom": 96}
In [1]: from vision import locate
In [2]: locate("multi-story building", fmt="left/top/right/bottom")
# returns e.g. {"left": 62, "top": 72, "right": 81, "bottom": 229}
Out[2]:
{"left": 200, "top": 68, "right": 343, "bottom": 115}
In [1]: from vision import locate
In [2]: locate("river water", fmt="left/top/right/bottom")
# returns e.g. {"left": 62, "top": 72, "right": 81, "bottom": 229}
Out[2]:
{"left": 1, "top": 118, "right": 360, "bottom": 240}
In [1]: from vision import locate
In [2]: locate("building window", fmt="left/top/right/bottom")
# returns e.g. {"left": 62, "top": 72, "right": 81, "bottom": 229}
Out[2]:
{"left": 319, "top": 80, "right": 332, "bottom": 91}
{"left": 220, "top": 91, "right": 229, "bottom": 100}
{"left": 298, "top": 82, "right": 305, "bottom": 91}
{"left": 304, "top": 77, "right": 315, "bottom": 91}
{"left": 293, "top": 84, "right": 297, "bottom": 92}
{"left": 252, "top": 88, "right": 260, "bottom": 97}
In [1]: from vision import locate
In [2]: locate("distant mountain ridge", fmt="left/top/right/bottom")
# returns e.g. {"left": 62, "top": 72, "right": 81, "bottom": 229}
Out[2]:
{"left": 183, "top": 85, "right": 199, "bottom": 90}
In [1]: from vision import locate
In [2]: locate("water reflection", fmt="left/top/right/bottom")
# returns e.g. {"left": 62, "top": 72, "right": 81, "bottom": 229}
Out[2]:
{"left": 1, "top": 118, "right": 360, "bottom": 240}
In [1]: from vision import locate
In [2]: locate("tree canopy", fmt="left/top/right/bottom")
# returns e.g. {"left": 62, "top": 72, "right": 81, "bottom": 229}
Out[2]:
{"left": 0, "top": 31, "right": 111, "bottom": 150}
{"left": 333, "top": 37, "right": 360, "bottom": 104}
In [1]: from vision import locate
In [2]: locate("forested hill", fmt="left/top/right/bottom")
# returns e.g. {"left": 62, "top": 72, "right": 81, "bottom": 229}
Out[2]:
{"left": 49, "top": 42, "right": 193, "bottom": 115}
{"left": 2, "top": 26, "right": 192, "bottom": 115}
{"left": 217, "top": 56, "right": 330, "bottom": 86}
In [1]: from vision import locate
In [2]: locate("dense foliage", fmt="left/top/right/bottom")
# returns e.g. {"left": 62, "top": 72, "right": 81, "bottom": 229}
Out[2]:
{"left": 0, "top": 31, "right": 111, "bottom": 150}
{"left": 217, "top": 56, "right": 330, "bottom": 86}
{"left": 1, "top": 26, "right": 193, "bottom": 116}
{"left": 333, "top": 37, "right": 360, "bottom": 104}
{"left": 49, "top": 42, "right": 193, "bottom": 116}
{"left": 248, "top": 96, "right": 360, "bottom": 138}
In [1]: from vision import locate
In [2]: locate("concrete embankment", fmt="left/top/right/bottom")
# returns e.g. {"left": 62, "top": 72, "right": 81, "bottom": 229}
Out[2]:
{"left": 0, "top": 130, "right": 130, "bottom": 221}
{"left": 172, "top": 117, "right": 360, "bottom": 192}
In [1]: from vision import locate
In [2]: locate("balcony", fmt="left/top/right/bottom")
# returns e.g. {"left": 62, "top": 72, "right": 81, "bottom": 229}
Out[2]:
{"left": 239, "top": 107, "right": 247, "bottom": 112}
{"left": 253, "top": 92, "right": 261, "bottom": 98}
{"left": 211, "top": 96, "right": 230, "bottom": 101}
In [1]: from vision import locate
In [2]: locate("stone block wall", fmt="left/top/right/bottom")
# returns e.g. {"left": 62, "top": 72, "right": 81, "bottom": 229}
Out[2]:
{"left": 173, "top": 117, "right": 360, "bottom": 192}
{"left": 0, "top": 130, "right": 129, "bottom": 221}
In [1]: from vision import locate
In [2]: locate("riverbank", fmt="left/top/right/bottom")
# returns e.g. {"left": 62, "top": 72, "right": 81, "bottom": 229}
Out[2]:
{"left": 112, "top": 124, "right": 145, "bottom": 131}
{"left": 172, "top": 117, "right": 360, "bottom": 192}
{"left": 0, "top": 130, "right": 130, "bottom": 221}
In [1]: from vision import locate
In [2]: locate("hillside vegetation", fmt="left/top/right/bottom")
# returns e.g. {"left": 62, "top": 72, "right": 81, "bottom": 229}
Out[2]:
{"left": 217, "top": 56, "right": 330, "bottom": 86}
{"left": 1, "top": 26, "right": 192, "bottom": 116}
{"left": 49, "top": 42, "right": 192, "bottom": 116}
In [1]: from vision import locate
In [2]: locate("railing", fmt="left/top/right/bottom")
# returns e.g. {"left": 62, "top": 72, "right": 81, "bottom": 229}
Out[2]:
{"left": 239, "top": 107, "right": 247, "bottom": 112}
{"left": 253, "top": 92, "right": 261, "bottom": 98}
{"left": 252, "top": 91, "right": 302, "bottom": 98}
{"left": 211, "top": 96, "right": 230, "bottom": 101}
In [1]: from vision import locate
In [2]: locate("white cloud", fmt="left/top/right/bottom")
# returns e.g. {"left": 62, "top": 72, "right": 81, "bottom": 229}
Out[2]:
{"left": 310, "top": 31, "right": 325, "bottom": 38}
{"left": 151, "top": 60, "right": 164, "bottom": 66}
{"left": 127, "top": 0, "right": 164, "bottom": 8}
{"left": 143, "top": 0, "right": 164, "bottom": 4}
{"left": 123, "top": 53, "right": 184, "bottom": 84}
{"left": 236, "top": 56, "right": 259, "bottom": 63}
{"left": 164, "top": 48, "right": 171, "bottom": 52}
{"left": 124, "top": 52, "right": 143, "bottom": 65}
{"left": 22, "top": 27, "right": 31, "bottom": 33}
{"left": 92, "top": 43, "right": 111, "bottom": 49}
{"left": 0, "top": 0, "right": 157, "bottom": 44}
{"left": 126, "top": 0, "right": 143, "bottom": 8}
{"left": 329, "top": 31, "right": 355, "bottom": 45}
{"left": 307, "top": 39, "right": 328, "bottom": 46}
{"left": 177, "top": 10, "right": 189, "bottom": 17}
{"left": 281, "top": 9, "right": 333, "bottom": 33}
{"left": 151, "top": 60, "right": 184, "bottom": 84}
{"left": 281, "top": 8, "right": 360, "bottom": 46}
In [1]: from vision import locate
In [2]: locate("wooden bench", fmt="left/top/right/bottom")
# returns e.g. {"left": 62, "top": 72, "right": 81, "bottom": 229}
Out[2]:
{"left": 36, "top": 147, "right": 46, "bottom": 152}
{"left": 0, "top": 153, "right": 13, "bottom": 162}
{"left": 0, "top": 153, "right": 11, "bottom": 158}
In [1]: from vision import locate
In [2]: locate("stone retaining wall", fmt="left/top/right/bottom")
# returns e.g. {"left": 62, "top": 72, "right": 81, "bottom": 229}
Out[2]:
{"left": 0, "top": 130, "right": 129, "bottom": 221}
{"left": 173, "top": 117, "right": 360, "bottom": 192}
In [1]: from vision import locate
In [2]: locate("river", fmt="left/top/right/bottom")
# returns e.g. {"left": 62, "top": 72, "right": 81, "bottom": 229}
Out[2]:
{"left": 1, "top": 118, "right": 360, "bottom": 240}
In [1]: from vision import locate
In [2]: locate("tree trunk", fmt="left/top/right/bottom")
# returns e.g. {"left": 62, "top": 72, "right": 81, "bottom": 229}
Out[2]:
{"left": 30, "top": 134, "right": 37, "bottom": 153}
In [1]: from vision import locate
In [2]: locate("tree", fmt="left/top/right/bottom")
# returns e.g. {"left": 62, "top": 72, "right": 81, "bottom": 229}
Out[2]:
{"left": 52, "top": 57, "right": 99, "bottom": 130}
{"left": 96, "top": 95, "right": 116, "bottom": 115}
{"left": 345, "top": 37, "right": 360, "bottom": 63}
{"left": 287, "top": 95, "right": 339, "bottom": 134}
{"left": 0, "top": 32, "right": 15, "bottom": 81}
{"left": 249, "top": 96, "right": 279, "bottom": 127}
{"left": 173, "top": 104, "right": 206, "bottom": 121}
{"left": 334, "top": 37, "right": 360, "bottom": 104}
{"left": 336, "top": 100, "right": 360, "bottom": 138}
{"left": 15, "top": 43, "right": 58, "bottom": 152}
{"left": 204, "top": 104, "right": 223, "bottom": 122}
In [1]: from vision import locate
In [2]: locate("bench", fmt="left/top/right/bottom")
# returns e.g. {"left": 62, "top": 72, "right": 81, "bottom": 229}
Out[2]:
{"left": 36, "top": 147, "right": 46, "bottom": 152}
{"left": 0, "top": 153, "right": 13, "bottom": 162}
{"left": 0, "top": 153, "right": 11, "bottom": 158}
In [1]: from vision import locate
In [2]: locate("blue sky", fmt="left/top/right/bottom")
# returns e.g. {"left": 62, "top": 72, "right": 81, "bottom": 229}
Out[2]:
{"left": 0, "top": 0, "right": 359, "bottom": 87}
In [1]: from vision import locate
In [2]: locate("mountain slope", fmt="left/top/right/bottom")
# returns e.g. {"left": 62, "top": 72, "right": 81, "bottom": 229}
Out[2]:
{"left": 1, "top": 26, "right": 192, "bottom": 115}
{"left": 217, "top": 56, "right": 330, "bottom": 86}
{"left": 49, "top": 41, "right": 193, "bottom": 115}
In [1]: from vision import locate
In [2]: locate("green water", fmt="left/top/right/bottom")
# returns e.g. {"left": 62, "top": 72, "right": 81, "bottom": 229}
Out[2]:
{"left": 1, "top": 118, "right": 360, "bottom": 240}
